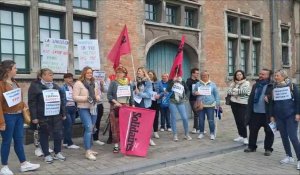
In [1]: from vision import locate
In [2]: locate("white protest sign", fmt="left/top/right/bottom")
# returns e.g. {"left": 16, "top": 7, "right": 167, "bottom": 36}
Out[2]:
{"left": 172, "top": 83, "right": 184, "bottom": 95}
{"left": 41, "top": 38, "right": 69, "bottom": 73}
{"left": 198, "top": 86, "right": 211, "bottom": 96}
{"left": 134, "top": 95, "right": 142, "bottom": 104}
{"left": 273, "top": 87, "right": 292, "bottom": 101}
{"left": 151, "top": 91, "right": 158, "bottom": 101}
{"left": 3, "top": 88, "right": 22, "bottom": 107}
{"left": 65, "top": 91, "right": 73, "bottom": 101}
{"left": 268, "top": 122, "right": 277, "bottom": 135}
{"left": 93, "top": 70, "right": 106, "bottom": 80}
{"left": 44, "top": 101, "right": 61, "bottom": 116}
{"left": 77, "top": 39, "right": 100, "bottom": 70}
{"left": 43, "top": 89, "right": 60, "bottom": 103}
{"left": 117, "top": 85, "right": 131, "bottom": 97}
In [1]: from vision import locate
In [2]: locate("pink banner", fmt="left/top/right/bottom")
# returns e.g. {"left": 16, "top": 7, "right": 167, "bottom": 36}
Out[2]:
{"left": 119, "top": 106, "right": 155, "bottom": 157}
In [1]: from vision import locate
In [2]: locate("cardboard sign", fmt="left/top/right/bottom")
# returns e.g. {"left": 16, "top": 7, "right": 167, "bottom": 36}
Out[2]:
{"left": 172, "top": 83, "right": 184, "bottom": 95}
{"left": 198, "top": 86, "right": 211, "bottom": 96}
{"left": 77, "top": 39, "right": 100, "bottom": 70}
{"left": 42, "top": 89, "right": 61, "bottom": 116}
{"left": 273, "top": 87, "right": 292, "bottom": 101}
{"left": 117, "top": 85, "right": 131, "bottom": 97}
{"left": 3, "top": 88, "right": 22, "bottom": 107}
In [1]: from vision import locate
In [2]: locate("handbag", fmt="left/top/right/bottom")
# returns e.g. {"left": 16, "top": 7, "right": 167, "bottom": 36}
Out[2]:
{"left": 22, "top": 108, "right": 31, "bottom": 125}
{"left": 225, "top": 94, "right": 231, "bottom": 105}
{"left": 193, "top": 100, "right": 203, "bottom": 112}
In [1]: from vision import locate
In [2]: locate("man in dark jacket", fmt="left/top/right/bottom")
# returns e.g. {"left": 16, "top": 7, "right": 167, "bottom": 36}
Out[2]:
{"left": 244, "top": 68, "right": 274, "bottom": 156}
{"left": 186, "top": 68, "right": 200, "bottom": 133}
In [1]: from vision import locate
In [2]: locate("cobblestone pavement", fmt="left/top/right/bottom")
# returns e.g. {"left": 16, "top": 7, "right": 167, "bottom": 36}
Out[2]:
{"left": 3, "top": 106, "right": 293, "bottom": 174}
{"left": 140, "top": 140, "right": 299, "bottom": 175}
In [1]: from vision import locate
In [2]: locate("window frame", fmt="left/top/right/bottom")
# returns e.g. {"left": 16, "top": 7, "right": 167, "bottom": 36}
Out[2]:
{"left": 73, "top": 0, "right": 95, "bottom": 11}
{"left": 165, "top": 5, "right": 177, "bottom": 25}
{"left": 281, "top": 26, "right": 290, "bottom": 67}
{"left": 145, "top": 2, "right": 157, "bottom": 21}
{"left": 0, "top": 8, "right": 29, "bottom": 74}
{"left": 228, "top": 39, "right": 236, "bottom": 76}
{"left": 39, "top": 0, "right": 63, "bottom": 5}
{"left": 252, "top": 42, "right": 260, "bottom": 76}
{"left": 184, "top": 8, "right": 194, "bottom": 27}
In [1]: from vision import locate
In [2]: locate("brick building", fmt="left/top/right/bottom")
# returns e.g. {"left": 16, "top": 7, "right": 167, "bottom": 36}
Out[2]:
{"left": 0, "top": 0, "right": 299, "bottom": 99}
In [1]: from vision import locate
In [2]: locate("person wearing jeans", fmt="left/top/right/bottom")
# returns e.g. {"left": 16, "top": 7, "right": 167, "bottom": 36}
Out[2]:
{"left": 193, "top": 70, "right": 220, "bottom": 140}
{"left": 158, "top": 73, "right": 171, "bottom": 131}
{"left": 61, "top": 73, "right": 80, "bottom": 149}
{"left": 73, "top": 66, "right": 100, "bottom": 161}
{"left": 166, "top": 76, "right": 191, "bottom": 141}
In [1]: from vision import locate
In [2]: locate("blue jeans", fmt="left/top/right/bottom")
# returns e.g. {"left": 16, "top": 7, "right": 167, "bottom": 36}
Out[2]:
{"left": 169, "top": 103, "right": 189, "bottom": 135}
{"left": 79, "top": 108, "right": 97, "bottom": 150}
{"left": 276, "top": 115, "right": 300, "bottom": 160}
{"left": 1, "top": 113, "right": 26, "bottom": 165}
{"left": 63, "top": 106, "right": 77, "bottom": 146}
{"left": 198, "top": 107, "right": 215, "bottom": 134}
{"left": 160, "top": 107, "right": 171, "bottom": 129}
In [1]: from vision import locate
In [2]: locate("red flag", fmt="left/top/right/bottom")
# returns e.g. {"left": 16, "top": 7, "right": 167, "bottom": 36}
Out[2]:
{"left": 169, "top": 36, "right": 185, "bottom": 80}
{"left": 107, "top": 25, "right": 131, "bottom": 69}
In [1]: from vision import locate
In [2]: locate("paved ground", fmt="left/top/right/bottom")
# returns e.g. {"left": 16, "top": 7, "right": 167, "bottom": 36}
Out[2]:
{"left": 140, "top": 140, "right": 299, "bottom": 175}
{"left": 3, "top": 106, "right": 297, "bottom": 175}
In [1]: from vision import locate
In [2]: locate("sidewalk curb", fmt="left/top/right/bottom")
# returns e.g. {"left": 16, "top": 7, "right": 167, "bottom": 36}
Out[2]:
{"left": 93, "top": 140, "right": 263, "bottom": 175}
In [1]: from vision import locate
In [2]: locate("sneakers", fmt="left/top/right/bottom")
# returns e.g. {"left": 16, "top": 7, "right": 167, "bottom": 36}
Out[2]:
{"left": 20, "top": 161, "right": 40, "bottom": 172}
{"left": 153, "top": 132, "right": 160, "bottom": 139}
{"left": 167, "top": 128, "right": 172, "bottom": 132}
{"left": 160, "top": 128, "right": 165, "bottom": 132}
{"left": 244, "top": 148, "right": 256, "bottom": 153}
{"left": 62, "top": 144, "right": 68, "bottom": 147}
{"left": 185, "top": 135, "right": 192, "bottom": 141}
{"left": 44, "top": 155, "right": 54, "bottom": 164}
{"left": 280, "top": 156, "right": 295, "bottom": 164}
{"left": 90, "top": 150, "right": 98, "bottom": 155}
{"left": 297, "top": 161, "right": 300, "bottom": 170}
{"left": 198, "top": 133, "right": 204, "bottom": 139}
{"left": 85, "top": 151, "right": 96, "bottom": 161}
{"left": 94, "top": 140, "right": 105, "bottom": 146}
{"left": 243, "top": 138, "right": 249, "bottom": 145}
{"left": 173, "top": 134, "right": 178, "bottom": 142}
{"left": 53, "top": 152, "right": 66, "bottom": 161}
{"left": 233, "top": 136, "right": 244, "bottom": 142}
{"left": 210, "top": 134, "right": 215, "bottom": 140}
{"left": 149, "top": 139, "right": 156, "bottom": 146}
{"left": 191, "top": 128, "right": 197, "bottom": 134}
{"left": 0, "top": 166, "right": 13, "bottom": 175}
{"left": 34, "top": 147, "right": 43, "bottom": 157}
{"left": 67, "top": 144, "right": 80, "bottom": 149}
{"left": 264, "top": 150, "right": 272, "bottom": 156}
{"left": 113, "top": 146, "right": 119, "bottom": 153}
{"left": 49, "top": 148, "right": 53, "bottom": 153}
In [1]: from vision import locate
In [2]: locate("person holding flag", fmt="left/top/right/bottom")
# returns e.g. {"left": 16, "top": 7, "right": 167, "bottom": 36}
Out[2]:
{"left": 166, "top": 36, "right": 192, "bottom": 141}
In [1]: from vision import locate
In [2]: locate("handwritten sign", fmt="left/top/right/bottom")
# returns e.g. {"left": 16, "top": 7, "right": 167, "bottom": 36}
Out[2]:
{"left": 43, "top": 89, "right": 61, "bottom": 116}
{"left": 172, "top": 83, "right": 184, "bottom": 95}
{"left": 151, "top": 91, "right": 158, "bottom": 101}
{"left": 93, "top": 70, "right": 106, "bottom": 80}
{"left": 41, "top": 38, "right": 69, "bottom": 73}
{"left": 65, "top": 91, "right": 73, "bottom": 101}
{"left": 3, "top": 88, "right": 22, "bottom": 107}
{"left": 198, "top": 86, "right": 211, "bottom": 96}
{"left": 77, "top": 40, "right": 100, "bottom": 70}
{"left": 117, "top": 85, "right": 131, "bottom": 97}
{"left": 134, "top": 95, "right": 142, "bottom": 104}
{"left": 273, "top": 87, "right": 292, "bottom": 101}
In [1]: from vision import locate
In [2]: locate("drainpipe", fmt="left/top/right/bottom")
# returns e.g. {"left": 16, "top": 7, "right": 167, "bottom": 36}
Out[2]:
{"left": 270, "top": 0, "right": 276, "bottom": 71}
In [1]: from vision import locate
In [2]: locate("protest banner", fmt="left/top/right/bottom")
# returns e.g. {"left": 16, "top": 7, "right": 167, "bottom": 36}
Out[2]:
{"left": 77, "top": 39, "right": 100, "bottom": 70}
{"left": 119, "top": 106, "right": 155, "bottom": 157}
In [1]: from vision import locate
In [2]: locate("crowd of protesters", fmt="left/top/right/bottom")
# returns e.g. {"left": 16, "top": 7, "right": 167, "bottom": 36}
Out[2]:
{"left": 0, "top": 59, "right": 299, "bottom": 174}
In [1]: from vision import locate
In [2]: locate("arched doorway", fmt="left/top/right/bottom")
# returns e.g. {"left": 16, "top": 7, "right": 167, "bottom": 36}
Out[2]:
{"left": 146, "top": 41, "right": 191, "bottom": 80}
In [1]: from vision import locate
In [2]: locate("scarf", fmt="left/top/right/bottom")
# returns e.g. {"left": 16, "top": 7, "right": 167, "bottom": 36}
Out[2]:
{"left": 254, "top": 79, "right": 269, "bottom": 103}
{"left": 116, "top": 78, "right": 128, "bottom": 86}
{"left": 41, "top": 79, "right": 53, "bottom": 89}
{"left": 235, "top": 79, "right": 246, "bottom": 86}
{"left": 274, "top": 78, "right": 290, "bottom": 88}
{"left": 82, "top": 79, "right": 96, "bottom": 104}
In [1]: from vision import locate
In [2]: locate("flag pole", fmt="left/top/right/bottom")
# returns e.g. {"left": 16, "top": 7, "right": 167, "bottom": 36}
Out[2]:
{"left": 130, "top": 53, "right": 136, "bottom": 82}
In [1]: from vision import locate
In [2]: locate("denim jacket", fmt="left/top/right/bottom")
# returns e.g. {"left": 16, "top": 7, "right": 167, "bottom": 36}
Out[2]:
{"left": 193, "top": 80, "right": 220, "bottom": 107}
{"left": 157, "top": 80, "right": 169, "bottom": 104}
{"left": 60, "top": 84, "right": 76, "bottom": 107}
{"left": 133, "top": 80, "right": 153, "bottom": 108}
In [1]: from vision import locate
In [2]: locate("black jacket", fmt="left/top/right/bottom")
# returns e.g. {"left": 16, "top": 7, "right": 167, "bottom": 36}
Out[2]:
{"left": 28, "top": 79, "right": 66, "bottom": 121}
{"left": 186, "top": 78, "right": 199, "bottom": 101}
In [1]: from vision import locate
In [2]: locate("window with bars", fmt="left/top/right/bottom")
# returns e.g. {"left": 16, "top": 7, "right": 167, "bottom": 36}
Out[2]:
{"left": 145, "top": 3, "right": 157, "bottom": 21}
{"left": 73, "top": 19, "right": 92, "bottom": 73}
{"left": 0, "top": 9, "right": 29, "bottom": 73}
{"left": 184, "top": 9, "right": 194, "bottom": 27}
{"left": 166, "top": 6, "right": 176, "bottom": 25}
{"left": 39, "top": 0, "right": 62, "bottom": 5}
{"left": 73, "top": 0, "right": 93, "bottom": 10}
{"left": 39, "top": 14, "right": 62, "bottom": 65}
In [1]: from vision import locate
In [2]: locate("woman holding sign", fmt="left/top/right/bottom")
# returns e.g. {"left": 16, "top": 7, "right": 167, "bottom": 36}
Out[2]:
{"left": 28, "top": 68, "right": 66, "bottom": 164}
{"left": 148, "top": 70, "right": 160, "bottom": 139}
{"left": 0, "top": 60, "right": 40, "bottom": 174}
{"left": 107, "top": 66, "right": 134, "bottom": 153}
{"left": 73, "top": 66, "right": 100, "bottom": 161}
{"left": 166, "top": 75, "right": 192, "bottom": 141}
{"left": 193, "top": 70, "right": 220, "bottom": 140}
{"left": 267, "top": 69, "right": 300, "bottom": 170}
